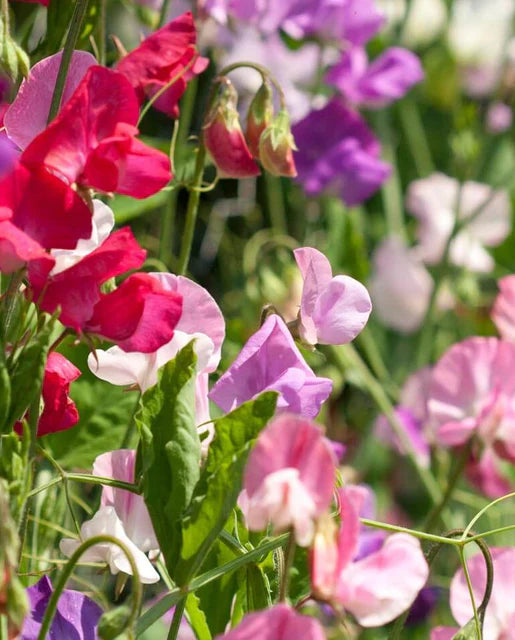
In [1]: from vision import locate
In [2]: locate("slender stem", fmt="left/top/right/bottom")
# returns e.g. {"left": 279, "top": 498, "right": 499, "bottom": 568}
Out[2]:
{"left": 461, "top": 491, "right": 515, "bottom": 541}
{"left": 360, "top": 518, "right": 457, "bottom": 546}
{"left": 27, "top": 472, "right": 140, "bottom": 498}
{"left": 397, "top": 98, "right": 434, "bottom": 177}
{"left": 47, "top": 0, "right": 90, "bottom": 124}
{"left": 97, "top": 0, "right": 106, "bottom": 66}
{"left": 157, "top": 0, "right": 172, "bottom": 28}
{"left": 265, "top": 172, "right": 287, "bottom": 236}
{"left": 167, "top": 597, "right": 187, "bottom": 640}
{"left": 218, "top": 61, "right": 286, "bottom": 109}
{"left": 177, "top": 143, "right": 207, "bottom": 275}
{"left": 1, "top": 271, "right": 24, "bottom": 342}
{"left": 120, "top": 392, "right": 142, "bottom": 449}
{"left": 37, "top": 535, "right": 142, "bottom": 640}
{"left": 459, "top": 546, "right": 482, "bottom": 638}
{"left": 278, "top": 533, "right": 296, "bottom": 602}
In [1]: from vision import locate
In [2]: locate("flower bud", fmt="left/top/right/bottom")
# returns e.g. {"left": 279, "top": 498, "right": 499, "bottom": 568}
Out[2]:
{"left": 98, "top": 604, "right": 132, "bottom": 639}
{"left": 258, "top": 109, "right": 297, "bottom": 178}
{"left": 203, "top": 80, "right": 260, "bottom": 179}
{"left": 246, "top": 80, "right": 273, "bottom": 159}
{"left": 0, "top": 17, "right": 29, "bottom": 81}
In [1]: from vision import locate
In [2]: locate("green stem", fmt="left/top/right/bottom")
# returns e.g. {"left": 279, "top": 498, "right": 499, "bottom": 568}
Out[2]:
{"left": 331, "top": 344, "right": 447, "bottom": 517}
{"left": 265, "top": 172, "right": 287, "bottom": 236}
{"left": 157, "top": 0, "right": 172, "bottom": 28}
{"left": 360, "top": 518, "right": 456, "bottom": 546}
{"left": 397, "top": 98, "right": 434, "bottom": 177}
{"left": 459, "top": 545, "right": 482, "bottom": 637}
{"left": 218, "top": 61, "right": 286, "bottom": 109}
{"left": 37, "top": 535, "right": 142, "bottom": 640}
{"left": 461, "top": 491, "right": 515, "bottom": 540}
{"left": 27, "top": 471, "right": 140, "bottom": 498}
{"left": 120, "top": 392, "right": 142, "bottom": 449}
{"left": 47, "top": 0, "right": 90, "bottom": 124}
{"left": 1, "top": 271, "right": 24, "bottom": 342}
{"left": 278, "top": 533, "right": 296, "bottom": 602}
{"left": 167, "top": 597, "right": 187, "bottom": 640}
{"left": 97, "top": 0, "right": 106, "bottom": 66}
{"left": 177, "top": 143, "right": 207, "bottom": 275}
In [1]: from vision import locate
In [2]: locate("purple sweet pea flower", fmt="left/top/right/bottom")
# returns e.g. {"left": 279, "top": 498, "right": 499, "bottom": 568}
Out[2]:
{"left": 375, "top": 406, "right": 431, "bottom": 469}
{"left": 293, "top": 99, "right": 391, "bottom": 206}
{"left": 326, "top": 46, "right": 424, "bottom": 108}
{"left": 349, "top": 484, "right": 387, "bottom": 562}
{"left": 21, "top": 576, "right": 102, "bottom": 640}
{"left": 406, "top": 586, "right": 441, "bottom": 625}
{"left": 209, "top": 314, "right": 332, "bottom": 419}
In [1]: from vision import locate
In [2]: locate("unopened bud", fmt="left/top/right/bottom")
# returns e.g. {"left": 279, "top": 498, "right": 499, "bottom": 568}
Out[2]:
{"left": 258, "top": 110, "right": 297, "bottom": 178}
{"left": 203, "top": 80, "right": 260, "bottom": 179}
{"left": 246, "top": 80, "right": 273, "bottom": 159}
{"left": 0, "top": 17, "right": 29, "bottom": 80}
{"left": 98, "top": 604, "right": 132, "bottom": 639}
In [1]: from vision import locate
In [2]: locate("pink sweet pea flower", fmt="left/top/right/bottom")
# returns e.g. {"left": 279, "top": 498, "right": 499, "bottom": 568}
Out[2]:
{"left": 116, "top": 12, "right": 208, "bottom": 119}
{"left": 60, "top": 506, "right": 160, "bottom": 584}
{"left": 326, "top": 46, "right": 423, "bottom": 108}
{"left": 21, "top": 66, "right": 172, "bottom": 199}
{"left": 0, "top": 211, "right": 53, "bottom": 274}
{"left": 465, "top": 448, "right": 512, "bottom": 499}
{"left": 293, "top": 247, "right": 371, "bottom": 346}
{"left": 15, "top": 352, "right": 81, "bottom": 437}
{"left": 446, "top": 547, "right": 515, "bottom": 639}
{"left": 4, "top": 50, "right": 96, "bottom": 150}
{"left": 406, "top": 173, "right": 511, "bottom": 273}
{"left": 28, "top": 228, "right": 183, "bottom": 353}
{"left": 241, "top": 414, "right": 336, "bottom": 546}
{"left": 209, "top": 314, "right": 332, "bottom": 419}
{"left": 311, "top": 486, "right": 429, "bottom": 627}
{"left": 215, "top": 604, "right": 325, "bottom": 640}
{"left": 430, "top": 628, "right": 458, "bottom": 640}
{"left": 428, "top": 337, "right": 515, "bottom": 462}
{"left": 93, "top": 450, "right": 158, "bottom": 553}
{"left": 492, "top": 275, "right": 515, "bottom": 344}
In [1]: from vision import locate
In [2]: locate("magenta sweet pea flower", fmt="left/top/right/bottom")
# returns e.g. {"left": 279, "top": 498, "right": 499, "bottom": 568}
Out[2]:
{"left": 21, "top": 576, "right": 102, "bottom": 640}
{"left": 4, "top": 50, "right": 96, "bottom": 150}
{"left": 293, "top": 247, "right": 371, "bottom": 346}
{"left": 240, "top": 414, "right": 336, "bottom": 545}
{"left": 293, "top": 100, "right": 391, "bottom": 206}
{"left": 209, "top": 314, "right": 332, "bottom": 419}
{"left": 215, "top": 604, "right": 326, "bottom": 640}
{"left": 311, "top": 486, "right": 429, "bottom": 627}
{"left": 326, "top": 46, "right": 423, "bottom": 108}
{"left": 428, "top": 337, "right": 515, "bottom": 462}
{"left": 439, "top": 547, "right": 515, "bottom": 639}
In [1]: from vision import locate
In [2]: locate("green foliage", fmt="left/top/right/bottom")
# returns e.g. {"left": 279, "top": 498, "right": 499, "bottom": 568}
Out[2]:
{"left": 98, "top": 604, "right": 132, "bottom": 640}
{"left": 44, "top": 379, "right": 137, "bottom": 468}
{"left": 174, "top": 392, "right": 277, "bottom": 585}
{"left": 41, "top": 0, "right": 100, "bottom": 57}
{"left": 452, "top": 619, "right": 481, "bottom": 639}
{"left": 136, "top": 342, "right": 201, "bottom": 576}
{"left": 185, "top": 593, "right": 212, "bottom": 640}
{"left": 0, "top": 348, "right": 11, "bottom": 432}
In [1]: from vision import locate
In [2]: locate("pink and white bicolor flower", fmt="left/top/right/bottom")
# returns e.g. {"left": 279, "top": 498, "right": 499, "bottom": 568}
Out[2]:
{"left": 311, "top": 486, "right": 429, "bottom": 627}
{"left": 293, "top": 247, "right": 372, "bottom": 346}
{"left": 239, "top": 414, "right": 336, "bottom": 546}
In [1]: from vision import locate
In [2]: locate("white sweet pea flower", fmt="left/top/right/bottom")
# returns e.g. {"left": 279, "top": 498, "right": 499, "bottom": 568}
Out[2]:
{"left": 59, "top": 506, "right": 160, "bottom": 584}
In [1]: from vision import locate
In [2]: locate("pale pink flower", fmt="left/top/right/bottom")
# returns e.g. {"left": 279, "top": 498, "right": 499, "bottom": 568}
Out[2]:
{"left": 215, "top": 604, "right": 326, "bottom": 640}
{"left": 311, "top": 486, "right": 429, "bottom": 627}
{"left": 293, "top": 247, "right": 371, "bottom": 346}
{"left": 486, "top": 102, "right": 513, "bottom": 134}
{"left": 406, "top": 173, "right": 511, "bottom": 273}
{"left": 430, "top": 628, "right": 458, "bottom": 640}
{"left": 240, "top": 414, "right": 336, "bottom": 546}
{"left": 492, "top": 275, "right": 515, "bottom": 344}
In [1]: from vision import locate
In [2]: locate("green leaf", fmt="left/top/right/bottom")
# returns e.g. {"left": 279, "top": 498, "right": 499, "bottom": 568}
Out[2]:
{"left": 7, "top": 317, "right": 55, "bottom": 427}
{"left": 44, "top": 379, "right": 137, "bottom": 468}
{"left": 111, "top": 191, "right": 168, "bottom": 224}
{"left": 452, "top": 619, "right": 480, "bottom": 639}
{"left": 175, "top": 392, "right": 277, "bottom": 585}
{"left": 0, "top": 349, "right": 11, "bottom": 432}
{"left": 246, "top": 564, "right": 271, "bottom": 612}
{"left": 136, "top": 342, "right": 200, "bottom": 576}
{"left": 185, "top": 593, "right": 212, "bottom": 640}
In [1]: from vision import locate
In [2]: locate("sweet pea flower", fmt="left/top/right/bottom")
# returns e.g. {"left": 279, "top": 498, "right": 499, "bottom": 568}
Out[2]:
{"left": 15, "top": 352, "right": 81, "bottom": 438}
{"left": 216, "top": 604, "right": 326, "bottom": 640}
{"left": 326, "top": 47, "right": 423, "bottom": 108}
{"left": 21, "top": 576, "right": 102, "bottom": 640}
{"left": 293, "top": 247, "right": 371, "bottom": 346}
{"left": 60, "top": 506, "right": 160, "bottom": 584}
{"left": 4, "top": 50, "right": 96, "bottom": 150}
{"left": 428, "top": 337, "right": 515, "bottom": 463}
{"left": 406, "top": 173, "right": 511, "bottom": 273}
{"left": 293, "top": 100, "right": 391, "bottom": 206}
{"left": 486, "top": 102, "right": 513, "bottom": 134}
{"left": 432, "top": 547, "right": 515, "bottom": 639}
{"left": 21, "top": 66, "right": 172, "bottom": 199}
{"left": 311, "top": 486, "right": 429, "bottom": 627}
{"left": 240, "top": 414, "right": 336, "bottom": 546}
{"left": 116, "top": 12, "right": 208, "bottom": 119}
{"left": 369, "top": 236, "right": 434, "bottom": 333}
{"left": 492, "top": 275, "right": 515, "bottom": 343}
{"left": 209, "top": 314, "right": 332, "bottom": 419}
{"left": 28, "top": 228, "right": 183, "bottom": 353}
{"left": 93, "top": 450, "right": 158, "bottom": 553}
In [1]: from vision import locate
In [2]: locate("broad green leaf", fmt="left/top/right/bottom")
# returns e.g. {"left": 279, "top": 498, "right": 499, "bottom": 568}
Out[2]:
{"left": 136, "top": 343, "right": 200, "bottom": 576}
{"left": 7, "top": 317, "right": 55, "bottom": 427}
{"left": 175, "top": 392, "right": 277, "bottom": 584}
{"left": 44, "top": 379, "right": 137, "bottom": 468}
{"left": 185, "top": 593, "right": 212, "bottom": 640}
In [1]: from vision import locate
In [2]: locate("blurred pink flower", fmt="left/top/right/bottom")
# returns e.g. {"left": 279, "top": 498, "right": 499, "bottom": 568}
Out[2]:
{"left": 311, "top": 486, "right": 429, "bottom": 626}
{"left": 430, "top": 628, "right": 458, "bottom": 640}
{"left": 241, "top": 414, "right": 336, "bottom": 546}
{"left": 209, "top": 314, "right": 332, "bottom": 419}
{"left": 486, "top": 102, "right": 513, "bottom": 134}
{"left": 406, "top": 173, "right": 511, "bottom": 273}
{"left": 326, "top": 46, "right": 423, "bottom": 108}
{"left": 369, "top": 236, "right": 433, "bottom": 333}
{"left": 293, "top": 247, "right": 371, "bottom": 346}
{"left": 215, "top": 604, "right": 325, "bottom": 640}
{"left": 492, "top": 275, "right": 515, "bottom": 344}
